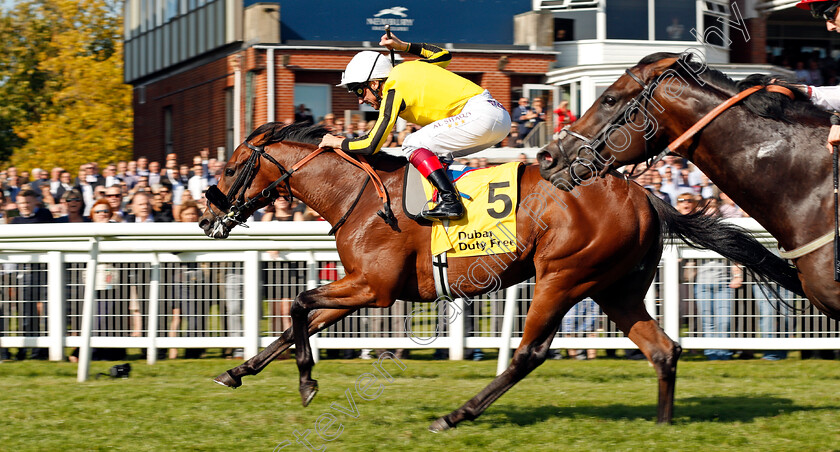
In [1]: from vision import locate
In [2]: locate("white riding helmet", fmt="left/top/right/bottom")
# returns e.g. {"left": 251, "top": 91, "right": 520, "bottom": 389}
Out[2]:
{"left": 338, "top": 51, "right": 393, "bottom": 88}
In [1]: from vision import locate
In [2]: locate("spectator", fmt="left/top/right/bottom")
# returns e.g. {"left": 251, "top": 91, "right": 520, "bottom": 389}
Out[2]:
{"left": 148, "top": 161, "right": 162, "bottom": 186}
{"left": 54, "top": 171, "right": 77, "bottom": 202}
{"left": 151, "top": 185, "right": 175, "bottom": 222}
{"left": 553, "top": 100, "right": 577, "bottom": 133}
{"left": 136, "top": 156, "right": 150, "bottom": 177}
{"left": 507, "top": 124, "right": 524, "bottom": 148}
{"left": 103, "top": 164, "right": 121, "bottom": 187}
{"left": 103, "top": 185, "right": 126, "bottom": 222}
{"left": 188, "top": 165, "right": 209, "bottom": 200}
{"left": 295, "top": 104, "right": 314, "bottom": 125}
{"left": 167, "top": 200, "right": 206, "bottom": 359}
{"left": 9, "top": 189, "right": 53, "bottom": 360}
{"left": 56, "top": 189, "right": 89, "bottom": 223}
{"left": 561, "top": 297, "right": 599, "bottom": 360}
{"left": 125, "top": 191, "right": 155, "bottom": 223}
{"left": 512, "top": 97, "right": 533, "bottom": 137}
{"left": 685, "top": 195, "right": 742, "bottom": 360}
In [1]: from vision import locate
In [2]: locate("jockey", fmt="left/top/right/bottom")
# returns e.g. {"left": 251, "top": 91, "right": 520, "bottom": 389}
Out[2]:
{"left": 318, "top": 33, "right": 511, "bottom": 220}
{"left": 796, "top": 0, "right": 840, "bottom": 152}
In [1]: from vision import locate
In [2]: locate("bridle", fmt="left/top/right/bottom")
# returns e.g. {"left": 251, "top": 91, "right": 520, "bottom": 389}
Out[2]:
{"left": 204, "top": 141, "right": 310, "bottom": 232}
{"left": 554, "top": 58, "right": 795, "bottom": 183}
{"left": 204, "top": 140, "right": 396, "bottom": 236}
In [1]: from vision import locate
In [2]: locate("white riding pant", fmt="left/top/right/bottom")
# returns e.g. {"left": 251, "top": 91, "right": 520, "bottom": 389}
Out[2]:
{"left": 401, "top": 90, "right": 511, "bottom": 160}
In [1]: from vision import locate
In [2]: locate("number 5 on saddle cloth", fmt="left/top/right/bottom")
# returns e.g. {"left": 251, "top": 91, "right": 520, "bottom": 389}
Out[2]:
{"left": 403, "top": 161, "right": 522, "bottom": 259}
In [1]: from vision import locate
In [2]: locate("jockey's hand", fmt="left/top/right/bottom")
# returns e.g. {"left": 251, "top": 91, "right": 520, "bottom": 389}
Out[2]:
{"left": 319, "top": 133, "right": 345, "bottom": 150}
{"left": 827, "top": 124, "right": 840, "bottom": 154}
{"left": 380, "top": 32, "right": 408, "bottom": 52}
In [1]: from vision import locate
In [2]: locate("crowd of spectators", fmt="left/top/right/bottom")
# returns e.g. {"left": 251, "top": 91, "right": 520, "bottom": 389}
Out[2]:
{"left": 1, "top": 104, "right": 834, "bottom": 362}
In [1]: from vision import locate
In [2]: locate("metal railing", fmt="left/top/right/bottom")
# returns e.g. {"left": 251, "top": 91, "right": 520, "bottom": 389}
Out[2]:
{"left": 0, "top": 221, "right": 838, "bottom": 380}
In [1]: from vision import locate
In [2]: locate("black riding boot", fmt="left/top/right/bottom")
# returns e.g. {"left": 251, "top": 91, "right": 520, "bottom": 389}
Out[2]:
{"left": 422, "top": 169, "right": 464, "bottom": 220}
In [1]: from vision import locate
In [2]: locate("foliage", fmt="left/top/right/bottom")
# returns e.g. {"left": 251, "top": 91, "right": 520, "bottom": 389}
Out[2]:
{"left": 0, "top": 0, "right": 132, "bottom": 172}
{"left": 0, "top": 352, "right": 838, "bottom": 451}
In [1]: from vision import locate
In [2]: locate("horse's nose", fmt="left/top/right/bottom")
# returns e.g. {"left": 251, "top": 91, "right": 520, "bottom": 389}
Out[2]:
{"left": 536, "top": 150, "right": 555, "bottom": 171}
{"left": 198, "top": 218, "right": 210, "bottom": 230}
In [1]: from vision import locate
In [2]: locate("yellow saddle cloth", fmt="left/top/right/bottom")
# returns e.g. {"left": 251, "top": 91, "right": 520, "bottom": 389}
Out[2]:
{"left": 427, "top": 162, "right": 521, "bottom": 257}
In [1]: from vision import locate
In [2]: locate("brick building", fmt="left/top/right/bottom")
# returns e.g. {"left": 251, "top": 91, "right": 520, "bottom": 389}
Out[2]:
{"left": 125, "top": 1, "right": 556, "bottom": 163}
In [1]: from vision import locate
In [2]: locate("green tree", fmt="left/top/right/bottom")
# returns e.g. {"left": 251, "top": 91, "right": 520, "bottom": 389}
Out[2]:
{"left": 0, "top": 0, "right": 132, "bottom": 172}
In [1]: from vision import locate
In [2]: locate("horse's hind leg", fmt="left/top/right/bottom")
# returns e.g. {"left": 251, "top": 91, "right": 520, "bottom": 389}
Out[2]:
{"left": 214, "top": 307, "right": 357, "bottom": 388}
{"left": 430, "top": 279, "right": 574, "bottom": 432}
{"left": 593, "top": 263, "right": 681, "bottom": 423}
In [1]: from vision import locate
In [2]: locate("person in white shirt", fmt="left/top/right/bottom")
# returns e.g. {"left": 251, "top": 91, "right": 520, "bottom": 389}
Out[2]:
{"left": 187, "top": 165, "right": 209, "bottom": 200}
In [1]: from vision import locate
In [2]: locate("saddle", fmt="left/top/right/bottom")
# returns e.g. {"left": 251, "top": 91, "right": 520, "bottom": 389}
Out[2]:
{"left": 402, "top": 163, "right": 476, "bottom": 222}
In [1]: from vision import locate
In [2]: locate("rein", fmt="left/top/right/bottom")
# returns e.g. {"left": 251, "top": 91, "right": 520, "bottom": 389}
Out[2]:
{"left": 206, "top": 140, "right": 397, "bottom": 235}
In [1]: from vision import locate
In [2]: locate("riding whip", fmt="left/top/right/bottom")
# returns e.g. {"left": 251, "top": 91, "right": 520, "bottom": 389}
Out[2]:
{"left": 385, "top": 25, "right": 395, "bottom": 67}
{"left": 832, "top": 114, "right": 840, "bottom": 281}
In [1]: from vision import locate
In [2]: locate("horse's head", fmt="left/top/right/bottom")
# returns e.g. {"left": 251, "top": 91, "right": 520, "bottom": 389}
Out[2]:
{"left": 199, "top": 122, "right": 328, "bottom": 238}
{"left": 538, "top": 53, "right": 686, "bottom": 190}
{"left": 198, "top": 139, "right": 274, "bottom": 238}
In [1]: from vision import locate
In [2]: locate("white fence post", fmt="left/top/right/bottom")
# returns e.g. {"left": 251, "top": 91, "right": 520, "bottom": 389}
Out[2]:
{"left": 77, "top": 238, "right": 100, "bottom": 383}
{"left": 306, "top": 251, "right": 319, "bottom": 364}
{"left": 496, "top": 284, "right": 519, "bottom": 375}
{"left": 146, "top": 253, "right": 161, "bottom": 365}
{"left": 449, "top": 298, "right": 466, "bottom": 360}
{"left": 243, "top": 250, "right": 261, "bottom": 358}
{"left": 47, "top": 251, "right": 65, "bottom": 361}
{"left": 662, "top": 244, "right": 681, "bottom": 343}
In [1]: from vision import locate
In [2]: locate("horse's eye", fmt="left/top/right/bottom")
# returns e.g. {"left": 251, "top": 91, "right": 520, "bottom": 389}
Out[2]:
{"left": 225, "top": 168, "right": 235, "bottom": 177}
{"left": 602, "top": 95, "right": 618, "bottom": 107}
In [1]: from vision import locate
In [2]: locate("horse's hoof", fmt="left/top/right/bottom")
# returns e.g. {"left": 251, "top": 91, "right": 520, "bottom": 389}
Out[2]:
{"left": 300, "top": 381, "right": 318, "bottom": 407}
{"left": 213, "top": 370, "right": 242, "bottom": 389}
{"left": 428, "top": 417, "right": 454, "bottom": 433}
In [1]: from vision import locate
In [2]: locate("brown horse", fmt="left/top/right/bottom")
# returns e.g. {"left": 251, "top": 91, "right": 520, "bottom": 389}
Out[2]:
{"left": 537, "top": 51, "right": 833, "bottom": 318}
{"left": 199, "top": 122, "right": 796, "bottom": 428}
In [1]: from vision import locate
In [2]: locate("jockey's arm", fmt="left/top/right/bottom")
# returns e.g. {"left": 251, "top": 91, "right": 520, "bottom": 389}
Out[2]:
{"left": 799, "top": 84, "right": 840, "bottom": 153}
{"left": 341, "top": 89, "right": 405, "bottom": 155}
{"left": 380, "top": 32, "right": 451, "bottom": 68}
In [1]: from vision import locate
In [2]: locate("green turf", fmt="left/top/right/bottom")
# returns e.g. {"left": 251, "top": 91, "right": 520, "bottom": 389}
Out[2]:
{"left": 1, "top": 351, "right": 838, "bottom": 451}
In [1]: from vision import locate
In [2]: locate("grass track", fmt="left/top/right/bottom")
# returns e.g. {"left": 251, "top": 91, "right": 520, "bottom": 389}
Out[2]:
{"left": 1, "top": 352, "right": 839, "bottom": 451}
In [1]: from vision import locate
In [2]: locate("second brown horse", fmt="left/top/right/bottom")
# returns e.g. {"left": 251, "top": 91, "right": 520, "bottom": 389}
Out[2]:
{"left": 199, "top": 122, "right": 798, "bottom": 429}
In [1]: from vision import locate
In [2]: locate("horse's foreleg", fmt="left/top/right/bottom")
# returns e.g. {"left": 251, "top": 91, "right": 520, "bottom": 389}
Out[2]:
{"left": 291, "top": 275, "right": 381, "bottom": 407}
{"left": 214, "top": 307, "right": 357, "bottom": 389}
{"left": 596, "top": 292, "right": 680, "bottom": 424}
{"left": 430, "top": 281, "right": 572, "bottom": 432}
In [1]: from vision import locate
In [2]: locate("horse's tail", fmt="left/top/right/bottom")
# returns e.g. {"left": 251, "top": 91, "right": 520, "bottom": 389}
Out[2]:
{"left": 644, "top": 191, "right": 805, "bottom": 297}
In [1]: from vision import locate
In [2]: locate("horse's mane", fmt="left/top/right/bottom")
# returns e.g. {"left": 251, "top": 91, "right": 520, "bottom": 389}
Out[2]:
{"left": 638, "top": 52, "right": 830, "bottom": 124}
{"left": 247, "top": 122, "right": 329, "bottom": 147}
{"left": 245, "top": 121, "right": 407, "bottom": 169}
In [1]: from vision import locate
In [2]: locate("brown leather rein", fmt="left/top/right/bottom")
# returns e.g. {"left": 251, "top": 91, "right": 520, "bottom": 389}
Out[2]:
{"left": 663, "top": 83, "right": 795, "bottom": 154}
{"left": 205, "top": 141, "right": 396, "bottom": 235}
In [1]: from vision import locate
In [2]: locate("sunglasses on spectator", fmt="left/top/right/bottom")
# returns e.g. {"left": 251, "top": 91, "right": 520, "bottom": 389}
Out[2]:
{"left": 66, "top": 198, "right": 82, "bottom": 202}
{"left": 106, "top": 194, "right": 121, "bottom": 198}
{"left": 677, "top": 197, "right": 693, "bottom": 203}
{"left": 94, "top": 209, "right": 110, "bottom": 214}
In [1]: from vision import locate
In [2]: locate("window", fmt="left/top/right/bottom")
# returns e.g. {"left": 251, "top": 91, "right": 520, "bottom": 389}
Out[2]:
{"left": 225, "top": 88, "right": 234, "bottom": 160}
{"left": 606, "top": 0, "right": 649, "bottom": 40}
{"left": 655, "top": 0, "right": 696, "bottom": 41}
{"left": 294, "top": 84, "right": 332, "bottom": 125}
{"left": 702, "top": 0, "right": 731, "bottom": 47}
{"left": 164, "top": 106, "right": 173, "bottom": 155}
